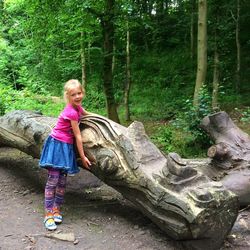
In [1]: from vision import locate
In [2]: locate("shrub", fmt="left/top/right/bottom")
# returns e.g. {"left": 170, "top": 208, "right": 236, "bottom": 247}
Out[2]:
{"left": 169, "top": 85, "right": 213, "bottom": 157}
{"left": 240, "top": 107, "right": 250, "bottom": 122}
{"left": 0, "top": 83, "right": 64, "bottom": 116}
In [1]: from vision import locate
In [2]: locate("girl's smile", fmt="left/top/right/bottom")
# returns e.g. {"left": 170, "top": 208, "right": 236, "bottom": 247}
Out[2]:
{"left": 68, "top": 87, "right": 83, "bottom": 107}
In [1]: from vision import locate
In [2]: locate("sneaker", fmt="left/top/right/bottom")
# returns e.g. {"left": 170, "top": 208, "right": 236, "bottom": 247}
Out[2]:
{"left": 44, "top": 212, "right": 57, "bottom": 230}
{"left": 53, "top": 207, "right": 63, "bottom": 224}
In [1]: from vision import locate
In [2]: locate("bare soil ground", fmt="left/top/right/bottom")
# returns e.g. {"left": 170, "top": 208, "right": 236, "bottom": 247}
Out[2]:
{"left": 1, "top": 148, "right": 250, "bottom": 250}
{"left": 0, "top": 148, "right": 184, "bottom": 250}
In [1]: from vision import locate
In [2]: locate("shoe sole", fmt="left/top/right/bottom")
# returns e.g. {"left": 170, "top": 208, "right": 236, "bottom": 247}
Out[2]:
{"left": 54, "top": 217, "right": 62, "bottom": 224}
{"left": 46, "top": 226, "right": 57, "bottom": 230}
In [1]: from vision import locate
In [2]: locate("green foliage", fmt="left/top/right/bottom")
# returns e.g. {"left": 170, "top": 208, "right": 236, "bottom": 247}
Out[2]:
{"left": 0, "top": 84, "right": 12, "bottom": 115}
{"left": 0, "top": 38, "right": 12, "bottom": 85}
{"left": 129, "top": 50, "right": 194, "bottom": 120}
{"left": 16, "top": 66, "right": 48, "bottom": 94}
{"left": 0, "top": 83, "right": 64, "bottom": 116}
{"left": 151, "top": 125, "right": 174, "bottom": 153}
{"left": 84, "top": 84, "right": 106, "bottom": 115}
{"left": 170, "top": 85, "right": 213, "bottom": 156}
{"left": 240, "top": 107, "right": 250, "bottom": 123}
{"left": 175, "top": 85, "right": 212, "bottom": 129}
{"left": 0, "top": 81, "right": 106, "bottom": 117}
{"left": 151, "top": 124, "right": 203, "bottom": 158}
{"left": 138, "top": 85, "right": 214, "bottom": 158}
{"left": 1, "top": 0, "right": 250, "bottom": 159}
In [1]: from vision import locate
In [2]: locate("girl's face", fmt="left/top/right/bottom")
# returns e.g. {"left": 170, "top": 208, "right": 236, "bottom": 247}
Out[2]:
{"left": 68, "top": 86, "right": 83, "bottom": 107}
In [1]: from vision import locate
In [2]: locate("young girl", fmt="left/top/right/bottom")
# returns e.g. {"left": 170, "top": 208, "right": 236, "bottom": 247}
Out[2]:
{"left": 39, "top": 79, "right": 91, "bottom": 230}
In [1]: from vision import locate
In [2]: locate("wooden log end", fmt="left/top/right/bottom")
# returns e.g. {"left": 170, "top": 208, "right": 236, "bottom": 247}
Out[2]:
{"left": 207, "top": 143, "right": 229, "bottom": 159}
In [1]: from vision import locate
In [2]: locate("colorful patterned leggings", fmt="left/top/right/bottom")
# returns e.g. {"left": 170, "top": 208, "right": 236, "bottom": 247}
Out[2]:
{"left": 44, "top": 168, "right": 67, "bottom": 211}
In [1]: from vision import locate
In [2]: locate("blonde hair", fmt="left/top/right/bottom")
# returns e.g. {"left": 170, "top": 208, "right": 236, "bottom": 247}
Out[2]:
{"left": 63, "top": 79, "right": 85, "bottom": 103}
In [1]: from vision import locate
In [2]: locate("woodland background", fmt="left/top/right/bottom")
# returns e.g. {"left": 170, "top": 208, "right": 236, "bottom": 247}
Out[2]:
{"left": 0, "top": 0, "right": 250, "bottom": 158}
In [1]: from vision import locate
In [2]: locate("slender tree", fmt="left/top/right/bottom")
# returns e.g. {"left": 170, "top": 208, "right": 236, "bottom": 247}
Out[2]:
{"left": 212, "top": 48, "right": 219, "bottom": 110}
{"left": 101, "top": 0, "right": 120, "bottom": 123}
{"left": 124, "top": 19, "right": 131, "bottom": 121}
{"left": 112, "top": 43, "right": 116, "bottom": 74}
{"left": 80, "top": 32, "right": 87, "bottom": 88}
{"left": 235, "top": 0, "right": 241, "bottom": 92}
{"left": 190, "top": 0, "right": 196, "bottom": 60}
{"left": 193, "top": 0, "right": 207, "bottom": 107}
{"left": 211, "top": 1, "right": 220, "bottom": 110}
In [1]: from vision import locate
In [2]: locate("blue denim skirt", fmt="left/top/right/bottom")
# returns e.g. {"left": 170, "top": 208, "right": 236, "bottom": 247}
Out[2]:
{"left": 39, "top": 136, "right": 80, "bottom": 174}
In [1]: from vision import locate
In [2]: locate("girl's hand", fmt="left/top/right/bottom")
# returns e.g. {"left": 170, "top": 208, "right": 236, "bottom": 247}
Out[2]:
{"left": 82, "top": 156, "right": 91, "bottom": 170}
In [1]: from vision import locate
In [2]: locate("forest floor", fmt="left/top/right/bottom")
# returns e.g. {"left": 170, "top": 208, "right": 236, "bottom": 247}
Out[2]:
{"left": 1, "top": 149, "right": 250, "bottom": 250}
{"left": 0, "top": 148, "right": 185, "bottom": 250}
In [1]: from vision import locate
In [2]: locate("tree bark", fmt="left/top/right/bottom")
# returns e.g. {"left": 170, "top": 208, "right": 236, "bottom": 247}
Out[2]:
{"left": 124, "top": 19, "right": 131, "bottom": 121}
{"left": 200, "top": 111, "right": 250, "bottom": 206}
{"left": 193, "top": 0, "right": 207, "bottom": 107}
{"left": 0, "top": 110, "right": 238, "bottom": 249}
{"left": 101, "top": 0, "right": 120, "bottom": 123}
{"left": 235, "top": 0, "right": 241, "bottom": 92}
{"left": 212, "top": 47, "right": 219, "bottom": 110}
{"left": 80, "top": 31, "right": 87, "bottom": 88}
{"left": 201, "top": 111, "right": 250, "bottom": 169}
{"left": 190, "top": 0, "right": 196, "bottom": 60}
{"left": 87, "top": 40, "right": 92, "bottom": 74}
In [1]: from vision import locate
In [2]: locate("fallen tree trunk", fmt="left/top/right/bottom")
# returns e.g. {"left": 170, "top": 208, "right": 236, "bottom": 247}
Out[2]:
{"left": 0, "top": 110, "right": 238, "bottom": 249}
{"left": 201, "top": 111, "right": 250, "bottom": 206}
{"left": 201, "top": 111, "right": 250, "bottom": 169}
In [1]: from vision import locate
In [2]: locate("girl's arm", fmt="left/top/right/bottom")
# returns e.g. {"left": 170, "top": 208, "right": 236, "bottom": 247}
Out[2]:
{"left": 71, "top": 120, "right": 91, "bottom": 170}
{"left": 82, "top": 107, "right": 94, "bottom": 116}
{"left": 82, "top": 109, "right": 91, "bottom": 116}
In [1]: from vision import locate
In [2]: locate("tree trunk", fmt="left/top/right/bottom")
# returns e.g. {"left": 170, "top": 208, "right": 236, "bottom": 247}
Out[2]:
{"left": 200, "top": 111, "right": 250, "bottom": 206}
{"left": 156, "top": 0, "right": 164, "bottom": 17}
{"left": 235, "top": 0, "right": 241, "bottom": 92}
{"left": 112, "top": 43, "right": 116, "bottom": 75}
{"left": 124, "top": 20, "right": 131, "bottom": 121}
{"left": 193, "top": 0, "right": 207, "bottom": 107}
{"left": 80, "top": 31, "right": 87, "bottom": 88}
{"left": 211, "top": 3, "right": 220, "bottom": 111}
{"left": 212, "top": 43, "right": 219, "bottom": 110}
{"left": 88, "top": 40, "right": 92, "bottom": 74}
{"left": 101, "top": 0, "right": 120, "bottom": 123}
{"left": 201, "top": 111, "right": 250, "bottom": 169}
{"left": 0, "top": 110, "right": 238, "bottom": 249}
{"left": 190, "top": 0, "right": 196, "bottom": 60}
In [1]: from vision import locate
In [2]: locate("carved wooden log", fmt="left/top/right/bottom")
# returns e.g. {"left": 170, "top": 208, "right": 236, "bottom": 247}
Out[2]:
{"left": 201, "top": 111, "right": 250, "bottom": 169}
{"left": 0, "top": 110, "right": 238, "bottom": 249}
{"left": 201, "top": 111, "right": 250, "bottom": 206}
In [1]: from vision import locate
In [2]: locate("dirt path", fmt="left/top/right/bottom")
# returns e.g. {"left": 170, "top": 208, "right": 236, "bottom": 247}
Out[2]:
{"left": 0, "top": 150, "right": 184, "bottom": 250}
{"left": 1, "top": 148, "right": 250, "bottom": 250}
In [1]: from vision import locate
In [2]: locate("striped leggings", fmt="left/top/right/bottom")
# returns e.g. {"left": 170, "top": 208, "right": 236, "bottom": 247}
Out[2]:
{"left": 44, "top": 168, "right": 67, "bottom": 211}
